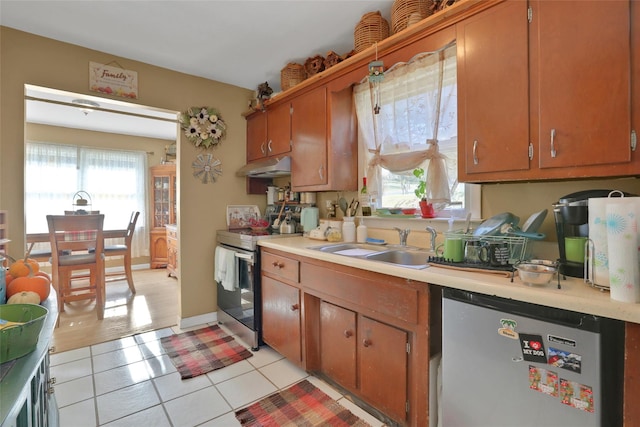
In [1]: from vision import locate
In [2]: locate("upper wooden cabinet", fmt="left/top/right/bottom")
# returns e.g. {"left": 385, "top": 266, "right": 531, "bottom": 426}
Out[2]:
{"left": 532, "top": 0, "right": 632, "bottom": 172}
{"left": 457, "top": 0, "right": 530, "bottom": 177}
{"left": 291, "top": 85, "right": 357, "bottom": 191}
{"left": 246, "top": 102, "right": 291, "bottom": 162}
{"left": 458, "top": 0, "right": 637, "bottom": 183}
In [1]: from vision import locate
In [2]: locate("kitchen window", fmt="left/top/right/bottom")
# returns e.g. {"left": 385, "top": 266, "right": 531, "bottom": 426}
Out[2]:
{"left": 25, "top": 142, "right": 149, "bottom": 256}
{"left": 354, "top": 42, "right": 479, "bottom": 217}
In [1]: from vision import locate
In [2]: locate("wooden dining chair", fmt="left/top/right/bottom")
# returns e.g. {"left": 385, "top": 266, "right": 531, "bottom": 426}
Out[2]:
{"left": 47, "top": 214, "right": 105, "bottom": 320}
{"left": 102, "top": 211, "right": 139, "bottom": 294}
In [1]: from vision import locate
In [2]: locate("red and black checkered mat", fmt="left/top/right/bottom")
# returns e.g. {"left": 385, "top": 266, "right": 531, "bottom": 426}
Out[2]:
{"left": 160, "top": 325, "right": 253, "bottom": 379}
{"left": 235, "top": 379, "right": 371, "bottom": 427}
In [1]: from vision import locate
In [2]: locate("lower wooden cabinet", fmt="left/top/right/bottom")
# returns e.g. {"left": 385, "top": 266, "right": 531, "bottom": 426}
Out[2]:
{"left": 261, "top": 276, "right": 302, "bottom": 364}
{"left": 150, "top": 229, "right": 167, "bottom": 269}
{"left": 166, "top": 224, "right": 178, "bottom": 278}
{"left": 320, "top": 301, "right": 357, "bottom": 390}
{"left": 261, "top": 247, "right": 433, "bottom": 426}
{"left": 358, "top": 315, "right": 408, "bottom": 423}
{"left": 320, "top": 301, "right": 409, "bottom": 422}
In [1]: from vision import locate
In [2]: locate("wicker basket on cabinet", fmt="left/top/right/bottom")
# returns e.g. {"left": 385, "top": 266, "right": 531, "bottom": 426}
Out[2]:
{"left": 391, "top": 0, "right": 434, "bottom": 34}
{"left": 280, "top": 63, "right": 307, "bottom": 91}
{"left": 354, "top": 11, "right": 390, "bottom": 53}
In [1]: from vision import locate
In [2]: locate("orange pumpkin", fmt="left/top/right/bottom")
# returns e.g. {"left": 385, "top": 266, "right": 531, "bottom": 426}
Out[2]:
{"left": 7, "top": 274, "right": 50, "bottom": 302}
{"left": 34, "top": 271, "right": 51, "bottom": 284}
{"left": 5, "top": 273, "right": 14, "bottom": 286}
{"left": 8, "top": 258, "right": 40, "bottom": 278}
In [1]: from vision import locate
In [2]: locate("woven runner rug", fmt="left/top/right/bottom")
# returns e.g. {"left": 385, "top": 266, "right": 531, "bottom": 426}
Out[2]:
{"left": 160, "top": 325, "right": 253, "bottom": 379}
{"left": 235, "top": 379, "right": 372, "bottom": 427}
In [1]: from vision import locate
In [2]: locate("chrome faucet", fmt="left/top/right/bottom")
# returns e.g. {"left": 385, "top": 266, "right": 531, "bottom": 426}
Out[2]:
{"left": 394, "top": 227, "right": 410, "bottom": 246}
{"left": 425, "top": 226, "right": 438, "bottom": 251}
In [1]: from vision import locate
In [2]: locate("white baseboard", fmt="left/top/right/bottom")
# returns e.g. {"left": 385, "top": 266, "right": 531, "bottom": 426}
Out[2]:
{"left": 178, "top": 311, "right": 218, "bottom": 329}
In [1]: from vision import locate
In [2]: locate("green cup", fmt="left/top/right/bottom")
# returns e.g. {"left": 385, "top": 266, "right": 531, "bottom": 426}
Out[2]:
{"left": 436, "top": 238, "right": 464, "bottom": 262}
{"left": 565, "top": 237, "right": 587, "bottom": 263}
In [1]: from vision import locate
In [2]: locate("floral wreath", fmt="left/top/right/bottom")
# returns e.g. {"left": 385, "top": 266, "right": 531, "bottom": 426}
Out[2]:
{"left": 180, "top": 106, "right": 227, "bottom": 149}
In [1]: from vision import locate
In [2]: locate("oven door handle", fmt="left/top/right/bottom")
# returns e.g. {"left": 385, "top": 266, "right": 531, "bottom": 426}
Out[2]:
{"left": 234, "top": 252, "right": 254, "bottom": 261}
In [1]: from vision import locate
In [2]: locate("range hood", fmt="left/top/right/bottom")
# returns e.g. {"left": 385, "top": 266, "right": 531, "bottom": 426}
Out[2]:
{"left": 236, "top": 156, "right": 291, "bottom": 178}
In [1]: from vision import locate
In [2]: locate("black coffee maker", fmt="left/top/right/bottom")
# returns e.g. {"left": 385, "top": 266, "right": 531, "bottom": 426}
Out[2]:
{"left": 553, "top": 189, "right": 634, "bottom": 278}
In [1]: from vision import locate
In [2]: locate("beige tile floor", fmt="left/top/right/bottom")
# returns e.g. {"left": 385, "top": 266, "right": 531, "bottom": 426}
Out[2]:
{"left": 50, "top": 322, "right": 387, "bottom": 427}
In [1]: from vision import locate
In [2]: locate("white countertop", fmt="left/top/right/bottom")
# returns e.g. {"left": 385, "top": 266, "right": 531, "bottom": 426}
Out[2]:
{"left": 259, "top": 236, "right": 640, "bottom": 324}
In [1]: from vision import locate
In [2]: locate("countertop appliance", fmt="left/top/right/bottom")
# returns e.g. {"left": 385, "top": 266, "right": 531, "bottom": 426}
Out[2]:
{"left": 215, "top": 228, "right": 301, "bottom": 350}
{"left": 553, "top": 189, "right": 635, "bottom": 278}
{"left": 442, "top": 288, "right": 623, "bottom": 426}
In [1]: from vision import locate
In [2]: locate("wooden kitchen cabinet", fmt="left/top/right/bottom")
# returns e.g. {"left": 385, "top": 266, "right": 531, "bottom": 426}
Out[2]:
{"left": 358, "top": 316, "right": 408, "bottom": 423}
{"left": 319, "top": 300, "right": 409, "bottom": 423}
{"left": 261, "top": 276, "right": 302, "bottom": 364}
{"left": 320, "top": 301, "right": 357, "bottom": 390}
{"left": 457, "top": 0, "right": 530, "bottom": 178}
{"left": 150, "top": 164, "right": 176, "bottom": 268}
{"left": 166, "top": 224, "right": 178, "bottom": 278}
{"left": 246, "top": 102, "right": 291, "bottom": 162}
{"left": 458, "top": 0, "right": 637, "bottom": 183}
{"left": 290, "top": 84, "right": 357, "bottom": 191}
{"left": 260, "top": 247, "right": 433, "bottom": 426}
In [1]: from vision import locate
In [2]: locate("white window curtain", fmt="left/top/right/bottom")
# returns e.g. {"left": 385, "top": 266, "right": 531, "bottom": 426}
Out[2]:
{"left": 25, "top": 142, "right": 149, "bottom": 257}
{"left": 354, "top": 42, "right": 457, "bottom": 205}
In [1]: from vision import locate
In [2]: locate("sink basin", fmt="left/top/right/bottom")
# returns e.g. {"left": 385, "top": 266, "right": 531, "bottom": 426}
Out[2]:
{"left": 307, "top": 243, "right": 433, "bottom": 269}
{"left": 364, "top": 249, "right": 432, "bottom": 269}
{"left": 307, "top": 243, "right": 386, "bottom": 255}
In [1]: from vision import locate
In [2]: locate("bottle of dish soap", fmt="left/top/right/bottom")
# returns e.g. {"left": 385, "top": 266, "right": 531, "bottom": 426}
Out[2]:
{"left": 356, "top": 219, "right": 368, "bottom": 243}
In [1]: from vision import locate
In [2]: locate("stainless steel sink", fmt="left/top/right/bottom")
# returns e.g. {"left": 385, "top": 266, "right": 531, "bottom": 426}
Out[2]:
{"left": 308, "top": 243, "right": 432, "bottom": 269}
{"left": 307, "top": 243, "right": 386, "bottom": 254}
{"left": 364, "top": 249, "right": 433, "bottom": 269}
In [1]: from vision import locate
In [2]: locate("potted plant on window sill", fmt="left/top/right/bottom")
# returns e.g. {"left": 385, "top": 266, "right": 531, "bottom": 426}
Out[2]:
{"left": 413, "top": 167, "right": 436, "bottom": 218}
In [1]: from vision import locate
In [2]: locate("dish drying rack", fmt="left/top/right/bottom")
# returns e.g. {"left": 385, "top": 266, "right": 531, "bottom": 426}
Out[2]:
{"left": 429, "top": 230, "right": 530, "bottom": 272}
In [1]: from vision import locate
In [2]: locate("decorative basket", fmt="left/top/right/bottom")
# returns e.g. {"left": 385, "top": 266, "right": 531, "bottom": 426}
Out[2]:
{"left": 324, "top": 51, "right": 342, "bottom": 70}
{"left": 304, "top": 55, "right": 325, "bottom": 77}
{"left": 0, "top": 304, "right": 48, "bottom": 363}
{"left": 354, "top": 11, "right": 390, "bottom": 53}
{"left": 391, "top": 0, "right": 434, "bottom": 34}
{"left": 280, "top": 63, "right": 307, "bottom": 92}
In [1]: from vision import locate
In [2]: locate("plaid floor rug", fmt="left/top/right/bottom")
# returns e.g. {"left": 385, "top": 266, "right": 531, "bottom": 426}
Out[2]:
{"left": 235, "top": 379, "right": 372, "bottom": 427}
{"left": 160, "top": 325, "right": 253, "bottom": 379}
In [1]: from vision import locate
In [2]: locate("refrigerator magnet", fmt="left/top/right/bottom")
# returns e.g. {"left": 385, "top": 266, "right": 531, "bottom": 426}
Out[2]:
{"left": 560, "top": 379, "right": 594, "bottom": 413}
{"left": 498, "top": 318, "right": 519, "bottom": 339}
{"left": 528, "top": 365, "right": 559, "bottom": 397}
{"left": 519, "top": 333, "right": 547, "bottom": 363}
{"left": 548, "top": 347, "right": 582, "bottom": 374}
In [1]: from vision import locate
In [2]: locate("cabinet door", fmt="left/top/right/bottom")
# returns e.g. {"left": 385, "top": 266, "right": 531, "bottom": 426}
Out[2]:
{"left": 291, "top": 87, "right": 328, "bottom": 187}
{"left": 320, "top": 301, "right": 357, "bottom": 390}
{"left": 358, "top": 316, "right": 408, "bottom": 423}
{"left": 266, "top": 102, "right": 292, "bottom": 157}
{"left": 262, "top": 276, "right": 302, "bottom": 363}
{"left": 534, "top": 0, "right": 631, "bottom": 169}
{"left": 246, "top": 111, "right": 268, "bottom": 162}
{"left": 457, "top": 0, "right": 530, "bottom": 179}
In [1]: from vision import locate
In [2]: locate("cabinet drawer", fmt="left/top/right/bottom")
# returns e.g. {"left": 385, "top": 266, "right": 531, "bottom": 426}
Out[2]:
{"left": 302, "top": 263, "right": 418, "bottom": 324}
{"left": 262, "top": 251, "right": 300, "bottom": 283}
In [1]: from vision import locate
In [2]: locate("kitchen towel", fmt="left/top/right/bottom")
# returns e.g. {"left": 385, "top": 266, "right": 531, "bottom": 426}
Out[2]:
{"left": 605, "top": 196, "right": 640, "bottom": 303}
{"left": 588, "top": 197, "right": 610, "bottom": 288}
{"left": 214, "top": 246, "right": 237, "bottom": 291}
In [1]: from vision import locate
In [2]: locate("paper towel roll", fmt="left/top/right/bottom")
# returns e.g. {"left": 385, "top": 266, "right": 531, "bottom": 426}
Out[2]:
{"left": 605, "top": 197, "right": 640, "bottom": 303}
{"left": 588, "top": 198, "right": 610, "bottom": 288}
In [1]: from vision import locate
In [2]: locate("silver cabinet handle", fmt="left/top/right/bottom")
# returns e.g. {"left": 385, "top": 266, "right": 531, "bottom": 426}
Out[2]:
{"left": 260, "top": 142, "right": 266, "bottom": 155}
{"left": 550, "top": 129, "right": 557, "bottom": 158}
{"left": 318, "top": 165, "right": 325, "bottom": 180}
{"left": 472, "top": 140, "right": 479, "bottom": 165}
{"left": 267, "top": 140, "right": 273, "bottom": 154}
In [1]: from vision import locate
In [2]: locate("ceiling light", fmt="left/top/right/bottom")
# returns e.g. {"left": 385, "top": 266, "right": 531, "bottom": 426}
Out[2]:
{"left": 71, "top": 99, "right": 100, "bottom": 115}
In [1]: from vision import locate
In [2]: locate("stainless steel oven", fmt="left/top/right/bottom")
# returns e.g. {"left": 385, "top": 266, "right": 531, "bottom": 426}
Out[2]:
{"left": 215, "top": 229, "right": 300, "bottom": 351}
